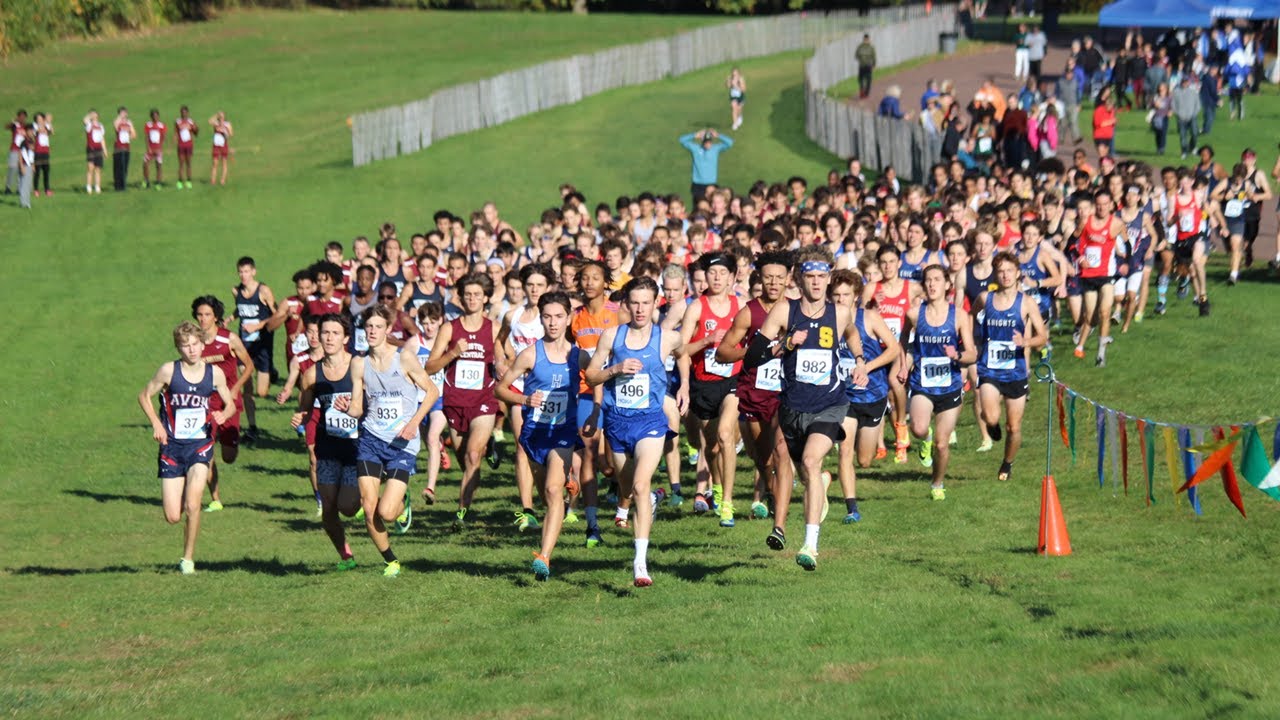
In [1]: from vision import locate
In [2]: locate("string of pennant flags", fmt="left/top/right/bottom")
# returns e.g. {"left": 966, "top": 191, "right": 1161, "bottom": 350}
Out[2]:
{"left": 1052, "top": 381, "right": 1280, "bottom": 518}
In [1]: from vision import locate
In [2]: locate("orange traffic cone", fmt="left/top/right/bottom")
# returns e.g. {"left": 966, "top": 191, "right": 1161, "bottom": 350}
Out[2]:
{"left": 1037, "top": 475, "right": 1072, "bottom": 556}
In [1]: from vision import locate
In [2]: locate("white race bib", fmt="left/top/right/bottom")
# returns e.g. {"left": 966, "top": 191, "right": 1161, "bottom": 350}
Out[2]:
{"left": 530, "top": 390, "right": 569, "bottom": 426}
{"left": 148, "top": 129, "right": 161, "bottom": 145}
{"left": 920, "top": 356, "right": 951, "bottom": 389}
{"left": 795, "top": 348, "right": 833, "bottom": 386}
{"left": 179, "top": 128, "right": 192, "bottom": 143}
{"left": 291, "top": 334, "right": 310, "bottom": 355}
{"left": 664, "top": 354, "right": 675, "bottom": 372}
{"left": 454, "top": 359, "right": 484, "bottom": 390}
{"left": 883, "top": 316, "right": 902, "bottom": 340}
{"left": 986, "top": 340, "right": 1017, "bottom": 371}
{"left": 1085, "top": 246, "right": 1103, "bottom": 268}
{"left": 704, "top": 348, "right": 733, "bottom": 378}
{"left": 117, "top": 129, "right": 130, "bottom": 144}
{"left": 213, "top": 133, "right": 226, "bottom": 148}
{"left": 755, "top": 358, "right": 782, "bottom": 392}
{"left": 353, "top": 328, "right": 369, "bottom": 353}
{"left": 324, "top": 401, "right": 359, "bottom": 439}
{"left": 37, "top": 132, "right": 48, "bottom": 146}
{"left": 366, "top": 396, "right": 404, "bottom": 434}
{"left": 1179, "top": 210, "right": 1195, "bottom": 233}
{"left": 1225, "top": 199, "right": 1244, "bottom": 218}
{"left": 615, "top": 373, "right": 651, "bottom": 410}
{"left": 174, "top": 407, "right": 207, "bottom": 440}
{"left": 91, "top": 128, "right": 104, "bottom": 144}
{"left": 13, "top": 133, "right": 23, "bottom": 147}
{"left": 977, "top": 137, "right": 993, "bottom": 154}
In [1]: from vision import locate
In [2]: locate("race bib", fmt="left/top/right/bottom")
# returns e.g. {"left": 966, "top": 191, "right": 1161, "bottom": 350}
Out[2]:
{"left": 1179, "top": 210, "right": 1195, "bottom": 233}
{"left": 986, "top": 340, "right": 1017, "bottom": 371}
{"left": 238, "top": 304, "right": 260, "bottom": 342}
{"left": 117, "top": 129, "right": 130, "bottom": 144}
{"left": 615, "top": 373, "right": 651, "bottom": 410}
{"left": 148, "top": 129, "right": 161, "bottom": 145}
{"left": 454, "top": 359, "right": 484, "bottom": 390}
{"left": 91, "top": 128, "right": 104, "bottom": 144}
{"left": 1225, "top": 199, "right": 1244, "bottom": 218}
{"left": 324, "top": 401, "right": 359, "bottom": 439}
{"left": 353, "top": 328, "right": 369, "bottom": 353}
{"left": 704, "top": 348, "right": 733, "bottom": 378}
{"left": 977, "top": 137, "right": 993, "bottom": 154}
{"left": 755, "top": 358, "right": 782, "bottom": 392}
{"left": 213, "top": 133, "right": 227, "bottom": 148}
{"left": 530, "top": 390, "right": 569, "bottom": 426}
{"left": 883, "top": 316, "right": 902, "bottom": 340}
{"left": 291, "top": 333, "right": 310, "bottom": 355}
{"left": 1084, "top": 246, "right": 1103, "bottom": 269}
{"left": 37, "top": 132, "right": 48, "bottom": 146}
{"left": 664, "top": 354, "right": 675, "bottom": 372}
{"left": 179, "top": 128, "right": 192, "bottom": 143}
{"left": 13, "top": 133, "right": 23, "bottom": 147}
{"left": 366, "top": 396, "right": 404, "bottom": 434}
{"left": 795, "top": 348, "right": 832, "bottom": 386}
{"left": 920, "top": 356, "right": 951, "bottom": 389}
{"left": 174, "top": 407, "right": 207, "bottom": 440}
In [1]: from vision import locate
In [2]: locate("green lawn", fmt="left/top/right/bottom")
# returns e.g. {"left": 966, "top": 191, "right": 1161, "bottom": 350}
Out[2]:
{"left": 3, "top": 10, "right": 1280, "bottom": 718}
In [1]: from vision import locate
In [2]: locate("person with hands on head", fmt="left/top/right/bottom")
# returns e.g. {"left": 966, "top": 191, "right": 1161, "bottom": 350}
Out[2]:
{"left": 741, "top": 246, "right": 867, "bottom": 570}
{"left": 897, "top": 264, "right": 977, "bottom": 501}
{"left": 138, "top": 321, "right": 236, "bottom": 575}
{"left": 679, "top": 127, "right": 733, "bottom": 204}
{"left": 209, "top": 111, "right": 233, "bottom": 186}
{"left": 111, "top": 106, "right": 135, "bottom": 191}
{"left": 495, "top": 291, "right": 587, "bottom": 581}
{"left": 585, "top": 277, "right": 686, "bottom": 587}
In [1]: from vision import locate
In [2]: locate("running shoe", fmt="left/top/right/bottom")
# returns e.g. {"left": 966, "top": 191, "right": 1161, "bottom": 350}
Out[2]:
{"left": 668, "top": 492, "right": 684, "bottom": 508}
{"left": 383, "top": 560, "right": 401, "bottom": 577}
{"left": 494, "top": 428, "right": 506, "bottom": 443}
{"left": 531, "top": 553, "right": 551, "bottom": 581}
{"left": 1134, "top": 311, "right": 1144, "bottom": 323}
{"left": 486, "top": 436, "right": 501, "bottom": 470}
{"left": 930, "top": 486, "right": 946, "bottom": 501}
{"left": 315, "top": 504, "right": 323, "bottom": 518}
{"left": 712, "top": 484, "right": 724, "bottom": 512}
{"left": 205, "top": 500, "right": 223, "bottom": 513}
{"left": 693, "top": 494, "right": 711, "bottom": 514}
{"left": 796, "top": 545, "right": 818, "bottom": 571}
{"left": 585, "top": 525, "right": 603, "bottom": 548}
{"left": 685, "top": 440, "right": 698, "bottom": 465}
{"left": 178, "top": 558, "right": 195, "bottom": 575}
{"left": 751, "top": 501, "right": 769, "bottom": 519}
{"left": 335, "top": 557, "right": 357, "bottom": 571}
{"left": 564, "top": 508, "right": 580, "bottom": 525}
{"left": 452, "top": 508, "right": 467, "bottom": 530}
{"left": 1177, "top": 278, "right": 1190, "bottom": 299}
{"left": 766, "top": 527, "right": 786, "bottom": 550}
{"left": 393, "top": 503, "right": 412, "bottom": 535}
{"left": 614, "top": 516, "right": 630, "bottom": 530}
{"left": 919, "top": 437, "right": 934, "bottom": 469}
{"left": 1073, "top": 347, "right": 1085, "bottom": 359}
{"left": 1155, "top": 300, "right": 1166, "bottom": 315}
{"left": 820, "top": 472, "right": 832, "bottom": 523}
{"left": 894, "top": 446, "right": 909, "bottom": 464}
{"left": 997, "top": 461, "right": 1012, "bottom": 482}
{"left": 441, "top": 452, "right": 451, "bottom": 471}
{"left": 976, "top": 438, "right": 994, "bottom": 453}
{"left": 242, "top": 426, "right": 258, "bottom": 444}
{"left": 1199, "top": 298, "right": 1211, "bottom": 317}
{"left": 1095, "top": 354, "right": 1106, "bottom": 368}
{"left": 354, "top": 506, "right": 365, "bottom": 522}
{"left": 843, "top": 509, "right": 862, "bottom": 524}
{"left": 516, "top": 511, "right": 540, "bottom": 532}
{"left": 421, "top": 487, "right": 436, "bottom": 505}
{"left": 634, "top": 567, "right": 653, "bottom": 587}
{"left": 1072, "top": 329, "right": 1081, "bottom": 346}
{"left": 651, "top": 488, "right": 666, "bottom": 520}
{"left": 875, "top": 447, "right": 887, "bottom": 460}
{"left": 565, "top": 477, "right": 580, "bottom": 499}
{"left": 735, "top": 438, "right": 745, "bottom": 455}
{"left": 949, "top": 430, "right": 958, "bottom": 446}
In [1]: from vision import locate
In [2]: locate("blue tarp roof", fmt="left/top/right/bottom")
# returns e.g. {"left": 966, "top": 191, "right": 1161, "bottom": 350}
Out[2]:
{"left": 1100, "top": 0, "right": 1280, "bottom": 27}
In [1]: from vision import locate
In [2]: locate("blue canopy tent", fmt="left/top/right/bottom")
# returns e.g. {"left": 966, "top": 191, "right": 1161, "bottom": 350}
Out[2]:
{"left": 1203, "top": 0, "right": 1280, "bottom": 21}
{"left": 1098, "top": 0, "right": 1212, "bottom": 28}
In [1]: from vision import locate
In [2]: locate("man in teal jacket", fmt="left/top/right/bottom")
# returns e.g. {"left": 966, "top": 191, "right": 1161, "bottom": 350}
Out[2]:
{"left": 680, "top": 128, "right": 733, "bottom": 204}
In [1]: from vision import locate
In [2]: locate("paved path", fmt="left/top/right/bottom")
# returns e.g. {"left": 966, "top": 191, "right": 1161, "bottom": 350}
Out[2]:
{"left": 847, "top": 43, "right": 1279, "bottom": 264}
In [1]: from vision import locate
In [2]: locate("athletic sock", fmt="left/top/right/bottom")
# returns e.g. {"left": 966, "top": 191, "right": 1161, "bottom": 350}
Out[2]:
{"left": 670, "top": 482, "right": 682, "bottom": 497}
{"left": 1157, "top": 275, "right": 1168, "bottom": 302}
{"left": 634, "top": 538, "right": 649, "bottom": 564}
{"left": 380, "top": 547, "right": 396, "bottom": 563}
{"left": 523, "top": 506, "right": 536, "bottom": 516}
{"left": 341, "top": 543, "right": 353, "bottom": 560}
{"left": 894, "top": 422, "right": 909, "bottom": 449}
{"left": 615, "top": 507, "right": 630, "bottom": 521}
{"left": 585, "top": 506, "right": 598, "bottom": 527}
{"left": 844, "top": 497, "right": 858, "bottom": 514}
{"left": 804, "top": 523, "right": 821, "bottom": 552}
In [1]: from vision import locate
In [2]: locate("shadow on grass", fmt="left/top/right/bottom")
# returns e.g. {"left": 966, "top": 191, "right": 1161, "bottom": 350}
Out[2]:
{"left": 242, "top": 431, "right": 303, "bottom": 453}
{"left": 64, "top": 489, "right": 160, "bottom": 507}
{"left": 8, "top": 564, "right": 142, "bottom": 576}
{"left": 7, "top": 556, "right": 320, "bottom": 576}
{"left": 239, "top": 463, "right": 302, "bottom": 478}
{"left": 769, "top": 83, "right": 842, "bottom": 168}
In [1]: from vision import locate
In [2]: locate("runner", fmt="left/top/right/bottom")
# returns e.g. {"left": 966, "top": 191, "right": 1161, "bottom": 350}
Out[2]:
{"left": 232, "top": 256, "right": 278, "bottom": 442}
{"left": 141, "top": 108, "right": 166, "bottom": 189}
{"left": 496, "top": 291, "right": 587, "bottom": 580}
{"left": 209, "top": 111, "right": 232, "bottom": 186}
{"left": 1166, "top": 170, "right": 1209, "bottom": 316}
{"left": 741, "top": 246, "right": 867, "bottom": 569}
{"left": 83, "top": 110, "right": 105, "bottom": 194}
{"left": 426, "top": 273, "right": 505, "bottom": 530}
{"left": 976, "top": 252, "right": 1047, "bottom": 483}
{"left": 406, "top": 302, "right": 449, "bottom": 506}
{"left": 1073, "top": 189, "right": 1127, "bottom": 365}
{"left": 567, "top": 261, "right": 621, "bottom": 546}
{"left": 191, "top": 295, "right": 254, "bottom": 512}
{"left": 174, "top": 105, "right": 198, "bottom": 189}
{"left": 727, "top": 67, "right": 746, "bottom": 131}
{"left": 305, "top": 261, "right": 348, "bottom": 319}
{"left": 679, "top": 252, "right": 742, "bottom": 527}
{"left": 1014, "top": 220, "right": 1063, "bottom": 336}
{"left": 716, "top": 251, "right": 792, "bottom": 528}
{"left": 137, "top": 321, "right": 236, "bottom": 574}
{"left": 347, "top": 265, "right": 378, "bottom": 355}
{"left": 829, "top": 270, "right": 898, "bottom": 524}
{"left": 1117, "top": 186, "right": 1157, "bottom": 332}
{"left": 658, "top": 264, "right": 691, "bottom": 503}
{"left": 269, "top": 268, "right": 318, "bottom": 370}
{"left": 111, "top": 107, "right": 134, "bottom": 191}
{"left": 289, "top": 314, "right": 364, "bottom": 569}
{"left": 500, "top": 263, "right": 552, "bottom": 532}
{"left": 355, "top": 305, "right": 439, "bottom": 576}
{"left": 585, "top": 277, "right": 685, "bottom": 586}
{"left": 32, "top": 112, "right": 51, "bottom": 197}
{"left": 400, "top": 253, "right": 445, "bottom": 311}
{"left": 276, "top": 315, "right": 324, "bottom": 516}
{"left": 865, "top": 245, "right": 922, "bottom": 464}
{"left": 898, "top": 264, "right": 977, "bottom": 501}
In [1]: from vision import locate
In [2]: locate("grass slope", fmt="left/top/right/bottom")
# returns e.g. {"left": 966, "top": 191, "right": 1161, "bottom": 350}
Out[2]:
{"left": 2, "top": 11, "right": 1280, "bottom": 718}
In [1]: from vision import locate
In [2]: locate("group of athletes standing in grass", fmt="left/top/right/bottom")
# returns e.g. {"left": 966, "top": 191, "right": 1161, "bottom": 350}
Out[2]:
{"left": 138, "top": 138, "right": 1275, "bottom": 582}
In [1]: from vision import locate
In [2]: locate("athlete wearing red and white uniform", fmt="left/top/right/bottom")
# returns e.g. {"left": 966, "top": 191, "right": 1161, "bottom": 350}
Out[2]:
{"left": 191, "top": 295, "right": 255, "bottom": 512}
{"left": 174, "top": 105, "right": 198, "bottom": 188}
{"left": 866, "top": 244, "right": 920, "bottom": 464}
{"left": 83, "top": 110, "right": 106, "bottom": 194}
{"left": 142, "top": 109, "right": 166, "bottom": 188}
{"left": 1072, "top": 189, "right": 1127, "bottom": 366}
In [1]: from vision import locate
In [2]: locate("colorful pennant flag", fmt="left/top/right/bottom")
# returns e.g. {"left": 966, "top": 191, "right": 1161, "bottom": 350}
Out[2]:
{"left": 1067, "top": 392, "right": 1077, "bottom": 464}
{"left": 1240, "top": 426, "right": 1280, "bottom": 502}
{"left": 1140, "top": 419, "right": 1155, "bottom": 505}
{"left": 1096, "top": 405, "right": 1107, "bottom": 488}
{"left": 1164, "top": 426, "right": 1182, "bottom": 507}
{"left": 1179, "top": 427, "right": 1202, "bottom": 515}
{"left": 1057, "top": 384, "right": 1068, "bottom": 449}
{"left": 1119, "top": 413, "right": 1129, "bottom": 496}
{"left": 1214, "top": 427, "right": 1246, "bottom": 519}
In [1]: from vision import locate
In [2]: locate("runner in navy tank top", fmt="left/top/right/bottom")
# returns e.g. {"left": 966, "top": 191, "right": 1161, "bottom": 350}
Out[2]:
{"left": 291, "top": 313, "right": 364, "bottom": 570}
{"left": 233, "top": 257, "right": 278, "bottom": 443}
{"left": 586, "top": 278, "right": 685, "bottom": 588}
{"left": 742, "top": 246, "right": 867, "bottom": 569}
{"left": 977, "top": 253, "right": 1047, "bottom": 483}
{"left": 900, "top": 265, "right": 977, "bottom": 501}
{"left": 496, "top": 292, "right": 587, "bottom": 582}
{"left": 716, "top": 251, "right": 793, "bottom": 525}
{"left": 1015, "top": 222, "right": 1062, "bottom": 321}
{"left": 828, "top": 271, "right": 899, "bottom": 524}
{"left": 138, "top": 321, "right": 235, "bottom": 575}
{"left": 426, "top": 273, "right": 506, "bottom": 530}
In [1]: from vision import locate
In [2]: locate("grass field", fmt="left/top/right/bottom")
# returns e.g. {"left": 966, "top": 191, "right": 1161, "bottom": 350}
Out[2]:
{"left": 4, "top": 10, "right": 1280, "bottom": 718}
